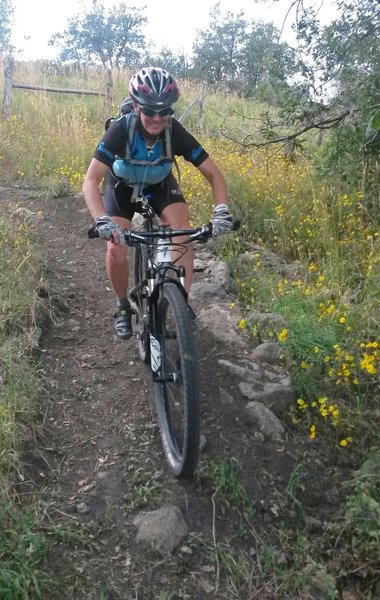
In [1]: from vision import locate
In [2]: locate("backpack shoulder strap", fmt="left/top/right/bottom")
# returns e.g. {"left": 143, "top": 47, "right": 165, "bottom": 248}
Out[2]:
{"left": 165, "top": 117, "right": 181, "bottom": 183}
{"left": 124, "top": 111, "right": 138, "bottom": 161}
{"left": 164, "top": 117, "right": 173, "bottom": 161}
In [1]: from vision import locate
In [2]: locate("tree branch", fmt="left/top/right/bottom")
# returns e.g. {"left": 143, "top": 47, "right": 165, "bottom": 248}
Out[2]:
{"left": 219, "top": 107, "right": 365, "bottom": 148}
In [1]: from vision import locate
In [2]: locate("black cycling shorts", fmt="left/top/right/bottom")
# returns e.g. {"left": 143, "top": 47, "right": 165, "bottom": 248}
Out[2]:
{"left": 103, "top": 173, "right": 185, "bottom": 221}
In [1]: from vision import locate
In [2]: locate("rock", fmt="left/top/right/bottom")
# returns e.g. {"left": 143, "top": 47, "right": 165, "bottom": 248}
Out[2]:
{"left": 245, "top": 309, "right": 287, "bottom": 332}
{"left": 194, "top": 250, "right": 214, "bottom": 262}
{"left": 189, "top": 281, "right": 229, "bottom": 303}
{"left": 218, "top": 357, "right": 295, "bottom": 417}
{"left": 133, "top": 506, "right": 188, "bottom": 553}
{"left": 199, "top": 434, "right": 207, "bottom": 452}
{"left": 218, "top": 359, "right": 261, "bottom": 381}
{"left": 242, "top": 245, "right": 301, "bottom": 279}
{"left": 245, "top": 401, "right": 285, "bottom": 440}
{"left": 206, "top": 259, "right": 231, "bottom": 289}
{"left": 251, "top": 342, "right": 283, "bottom": 365}
{"left": 66, "top": 318, "right": 80, "bottom": 328}
{"left": 239, "top": 380, "right": 295, "bottom": 418}
{"left": 218, "top": 386, "right": 234, "bottom": 406}
{"left": 197, "top": 305, "right": 246, "bottom": 348}
{"left": 76, "top": 501, "right": 90, "bottom": 515}
{"left": 193, "top": 258, "right": 208, "bottom": 272}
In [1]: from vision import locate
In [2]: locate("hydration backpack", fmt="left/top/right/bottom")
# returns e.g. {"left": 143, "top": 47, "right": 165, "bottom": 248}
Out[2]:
{"left": 105, "top": 96, "right": 175, "bottom": 188}
{"left": 104, "top": 96, "right": 134, "bottom": 131}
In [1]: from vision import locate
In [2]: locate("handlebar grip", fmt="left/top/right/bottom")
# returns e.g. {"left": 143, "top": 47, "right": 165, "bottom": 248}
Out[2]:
{"left": 88, "top": 223, "right": 99, "bottom": 239}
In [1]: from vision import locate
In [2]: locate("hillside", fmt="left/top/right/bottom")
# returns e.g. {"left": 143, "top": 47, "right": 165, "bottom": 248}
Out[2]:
{"left": 1, "top": 185, "right": 378, "bottom": 599}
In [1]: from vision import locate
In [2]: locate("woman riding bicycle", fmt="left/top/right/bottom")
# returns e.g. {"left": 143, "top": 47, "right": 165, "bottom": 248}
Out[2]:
{"left": 82, "top": 66, "right": 234, "bottom": 340}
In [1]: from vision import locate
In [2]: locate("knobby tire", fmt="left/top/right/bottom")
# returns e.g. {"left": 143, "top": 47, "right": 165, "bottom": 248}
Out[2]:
{"left": 154, "top": 283, "right": 200, "bottom": 478}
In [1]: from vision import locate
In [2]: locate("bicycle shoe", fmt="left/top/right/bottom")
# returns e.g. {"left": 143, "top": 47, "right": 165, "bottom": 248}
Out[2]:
{"left": 113, "top": 307, "right": 133, "bottom": 340}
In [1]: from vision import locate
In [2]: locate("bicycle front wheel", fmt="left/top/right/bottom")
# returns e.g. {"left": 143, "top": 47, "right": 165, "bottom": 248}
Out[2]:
{"left": 153, "top": 283, "right": 200, "bottom": 478}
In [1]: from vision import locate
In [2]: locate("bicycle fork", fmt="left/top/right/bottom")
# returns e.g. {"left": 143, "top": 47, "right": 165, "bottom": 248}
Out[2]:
{"left": 150, "top": 298, "right": 179, "bottom": 384}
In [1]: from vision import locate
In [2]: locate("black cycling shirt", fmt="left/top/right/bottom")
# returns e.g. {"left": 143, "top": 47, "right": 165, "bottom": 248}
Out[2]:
{"left": 94, "top": 116, "right": 209, "bottom": 169}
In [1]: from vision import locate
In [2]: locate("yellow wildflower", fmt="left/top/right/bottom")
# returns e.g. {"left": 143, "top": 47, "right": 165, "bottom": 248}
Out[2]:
{"left": 360, "top": 353, "right": 377, "bottom": 375}
{"left": 275, "top": 205, "right": 284, "bottom": 217}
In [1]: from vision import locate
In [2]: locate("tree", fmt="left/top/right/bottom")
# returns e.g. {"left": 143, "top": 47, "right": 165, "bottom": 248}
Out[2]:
{"left": 49, "top": 2, "right": 147, "bottom": 70}
{"left": 236, "top": 0, "right": 380, "bottom": 206}
{"left": 240, "top": 21, "right": 298, "bottom": 92}
{"left": 0, "top": 0, "right": 13, "bottom": 54}
{"left": 311, "top": 0, "right": 380, "bottom": 195}
{"left": 191, "top": 3, "right": 299, "bottom": 96}
{"left": 142, "top": 47, "right": 190, "bottom": 79}
{"left": 192, "top": 3, "right": 248, "bottom": 85}
{"left": 232, "top": 0, "right": 380, "bottom": 145}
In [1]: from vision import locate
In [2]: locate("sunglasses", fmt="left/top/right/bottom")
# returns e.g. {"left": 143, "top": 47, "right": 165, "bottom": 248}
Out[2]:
{"left": 139, "top": 105, "right": 174, "bottom": 117}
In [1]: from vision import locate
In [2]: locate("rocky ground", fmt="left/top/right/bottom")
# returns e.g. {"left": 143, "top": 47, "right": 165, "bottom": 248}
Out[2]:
{"left": 4, "top": 186, "right": 355, "bottom": 599}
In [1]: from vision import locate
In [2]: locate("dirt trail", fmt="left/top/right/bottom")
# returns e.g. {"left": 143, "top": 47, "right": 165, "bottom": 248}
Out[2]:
{"left": 5, "top": 187, "right": 297, "bottom": 599}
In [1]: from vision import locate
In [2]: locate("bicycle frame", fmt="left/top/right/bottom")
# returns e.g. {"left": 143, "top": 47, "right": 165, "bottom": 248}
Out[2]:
{"left": 128, "top": 200, "right": 195, "bottom": 381}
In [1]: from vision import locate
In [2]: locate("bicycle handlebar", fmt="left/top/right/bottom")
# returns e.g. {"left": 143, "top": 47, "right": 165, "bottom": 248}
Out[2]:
{"left": 88, "top": 220, "right": 240, "bottom": 245}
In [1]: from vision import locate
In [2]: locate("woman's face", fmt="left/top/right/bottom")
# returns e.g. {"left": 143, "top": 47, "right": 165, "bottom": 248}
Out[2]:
{"left": 135, "top": 105, "right": 172, "bottom": 137}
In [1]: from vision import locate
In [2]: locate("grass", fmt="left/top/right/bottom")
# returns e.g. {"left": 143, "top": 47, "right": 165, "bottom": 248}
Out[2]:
{"left": 344, "top": 460, "right": 380, "bottom": 560}
{"left": 0, "top": 214, "right": 44, "bottom": 472}
{"left": 126, "top": 467, "right": 163, "bottom": 511}
{"left": 198, "top": 456, "right": 254, "bottom": 520}
{"left": 284, "top": 462, "right": 307, "bottom": 511}
{"left": 0, "top": 503, "right": 50, "bottom": 599}
{"left": 0, "top": 209, "right": 50, "bottom": 597}
{"left": 0, "top": 207, "right": 52, "bottom": 600}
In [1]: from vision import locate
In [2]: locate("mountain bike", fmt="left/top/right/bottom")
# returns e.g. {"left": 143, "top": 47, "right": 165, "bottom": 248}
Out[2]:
{"left": 89, "top": 199, "right": 237, "bottom": 478}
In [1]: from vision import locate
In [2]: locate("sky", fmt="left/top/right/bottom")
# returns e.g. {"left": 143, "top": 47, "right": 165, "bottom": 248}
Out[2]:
{"left": 10, "top": 0, "right": 337, "bottom": 61}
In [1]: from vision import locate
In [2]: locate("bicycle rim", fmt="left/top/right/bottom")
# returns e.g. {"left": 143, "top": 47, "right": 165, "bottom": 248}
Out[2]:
{"left": 132, "top": 246, "right": 150, "bottom": 364}
{"left": 154, "top": 283, "right": 200, "bottom": 478}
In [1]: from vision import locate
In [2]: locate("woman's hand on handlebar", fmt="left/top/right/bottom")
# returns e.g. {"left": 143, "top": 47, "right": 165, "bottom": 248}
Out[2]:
{"left": 210, "top": 204, "right": 235, "bottom": 237}
{"left": 94, "top": 215, "right": 127, "bottom": 245}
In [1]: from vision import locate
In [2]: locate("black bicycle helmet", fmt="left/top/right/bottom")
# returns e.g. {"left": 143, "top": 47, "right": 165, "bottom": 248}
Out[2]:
{"left": 129, "top": 67, "right": 180, "bottom": 108}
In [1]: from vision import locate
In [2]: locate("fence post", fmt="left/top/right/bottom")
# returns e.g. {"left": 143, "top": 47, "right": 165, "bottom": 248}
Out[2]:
{"left": 3, "top": 55, "right": 14, "bottom": 119}
{"left": 105, "top": 68, "right": 113, "bottom": 113}
{"left": 199, "top": 81, "right": 207, "bottom": 133}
